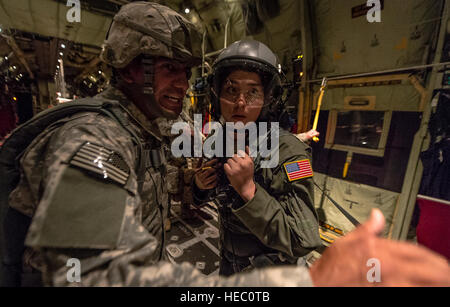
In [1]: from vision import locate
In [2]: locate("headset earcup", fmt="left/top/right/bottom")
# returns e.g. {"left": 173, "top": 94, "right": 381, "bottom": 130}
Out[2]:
{"left": 272, "top": 85, "right": 282, "bottom": 101}
{"left": 208, "top": 72, "right": 221, "bottom": 121}
{"left": 261, "top": 76, "right": 283, "bottom": 121}
{"left": 207, "top": 74, "right": 214, "bottom": 86}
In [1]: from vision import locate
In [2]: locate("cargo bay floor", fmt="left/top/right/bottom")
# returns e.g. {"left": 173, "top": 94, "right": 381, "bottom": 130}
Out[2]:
{"left": 165, "top": 203, "right": 220, "bottom": 276}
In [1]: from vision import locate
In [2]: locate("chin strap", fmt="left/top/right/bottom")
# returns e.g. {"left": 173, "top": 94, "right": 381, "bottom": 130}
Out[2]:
{"left": 140, "top": 55, "right": 164, "bottom": 119}
{"left": 142, "top": 56, "right": 155, "bottom": 95}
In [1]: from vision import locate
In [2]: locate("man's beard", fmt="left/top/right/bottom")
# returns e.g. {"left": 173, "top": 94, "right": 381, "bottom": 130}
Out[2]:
{"left": 138, "top": 93, "right": 181, "bottom": 120}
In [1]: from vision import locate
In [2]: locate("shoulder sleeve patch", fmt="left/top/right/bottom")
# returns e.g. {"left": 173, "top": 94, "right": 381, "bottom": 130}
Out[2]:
{"left": 283, "top": 159, "right": 313, "bottom": 182}
{"left": 27, "top": 167, "right": 128, "bottom": 249}
{"left": 69, "top": 142, "right": 130, "bottom": 186}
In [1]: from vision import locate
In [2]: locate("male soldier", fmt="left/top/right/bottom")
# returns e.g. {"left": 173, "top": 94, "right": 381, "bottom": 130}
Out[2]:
{"left": 2, "top": 2, "right": 205, "bottom": 286}
{"left": 2, "top": 2, "right": 448, "bottom": 287}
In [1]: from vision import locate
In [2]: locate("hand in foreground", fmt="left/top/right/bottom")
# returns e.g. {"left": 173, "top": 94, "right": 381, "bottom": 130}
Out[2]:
{"left": 297, "top": 129, "right": 319, "bottom": 143}
{"left": 224, "top": 146, "right": 256, "bottom": 202}
{"left": 194, "top": 159, "right": 220, "bottom": 191}
{"left": 309, "top": 209, "right": 450, "bottom": 287}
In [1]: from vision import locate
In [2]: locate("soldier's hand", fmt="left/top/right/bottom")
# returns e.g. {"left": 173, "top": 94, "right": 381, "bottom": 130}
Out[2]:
{"left": 194, "top": 159, "right": 220, "bottom": 190}
{"left": 297, "top": 129, "right": 319, "bottom": 143}
{"left": 224, "top": 146, "right": 256, "bottom": 202}
{"left": 309, "top": 209, "right": 450, "bottom": 287}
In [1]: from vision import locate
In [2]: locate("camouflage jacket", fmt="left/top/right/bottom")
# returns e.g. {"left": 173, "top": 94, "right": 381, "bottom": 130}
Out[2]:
{"left": 9, "top": 86, "right": 313, "bottom": 286}
{"left": 194, "top": 129, "right": 322, "bottom": 268}
{"left": 152, "top": 112, "right": 191, "bottom": 195}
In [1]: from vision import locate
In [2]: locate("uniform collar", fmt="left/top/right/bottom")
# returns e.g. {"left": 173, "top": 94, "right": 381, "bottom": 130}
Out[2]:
{"left": 96, "top": 86, "right": 162, "bottom": 141}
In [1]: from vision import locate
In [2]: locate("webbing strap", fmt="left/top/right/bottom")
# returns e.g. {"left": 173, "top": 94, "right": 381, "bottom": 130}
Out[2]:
{"left": 314, "top": 181, "right": 360, "bottom": 227}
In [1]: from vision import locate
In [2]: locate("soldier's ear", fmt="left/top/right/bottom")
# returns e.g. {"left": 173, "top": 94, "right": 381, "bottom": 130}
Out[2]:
{"left": 118, "top": 56, "right": 145, "bottom": 85}
{"left": 117, "top": 66, "right": 135, "bottom": 84}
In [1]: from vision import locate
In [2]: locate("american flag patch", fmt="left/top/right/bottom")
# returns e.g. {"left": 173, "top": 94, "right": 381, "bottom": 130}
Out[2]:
{"left": 69, "top": 142, "right": 130, "bottom": 186}
{"left": 284, "top": 159, "right": 313, "bottom": 182}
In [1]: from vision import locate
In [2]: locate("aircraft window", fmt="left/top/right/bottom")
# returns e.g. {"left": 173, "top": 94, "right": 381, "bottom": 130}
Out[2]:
{"left": 334, "top": 111, "right": 385, "bottom": 149}
{"left": 325, "top": 110, "right": 392, "bottom": 157}
{"left": 312, "top": 111, "right": 421, "bottom": 192}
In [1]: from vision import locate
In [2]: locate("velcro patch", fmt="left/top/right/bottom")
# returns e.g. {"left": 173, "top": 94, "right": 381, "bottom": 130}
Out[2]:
{"left": 284, "top": 159, "right": 313, "bottom": 182}
{"left": 70, "top": 142, "right": 130, "bottom": 185}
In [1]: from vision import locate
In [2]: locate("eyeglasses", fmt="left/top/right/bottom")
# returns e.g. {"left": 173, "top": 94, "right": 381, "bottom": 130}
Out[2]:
{"left": 220, "top": 79, "right": 264, "bottom": 106}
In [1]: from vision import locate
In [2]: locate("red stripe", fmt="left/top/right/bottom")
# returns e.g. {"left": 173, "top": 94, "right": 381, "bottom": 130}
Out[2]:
{"left": 289, "top": 173, "right": 312, "bottom": 179}
{"left": 289, "top": 171, "right": 313, "bottom": 179}
{"left": 298, "top": 162, "right": 312, "bottom": 170}
{"left": 290, "top": 169, "right": 312, "bottom": 175}
{"left": 289, "top": 170, "right": 312, "bottom": 176}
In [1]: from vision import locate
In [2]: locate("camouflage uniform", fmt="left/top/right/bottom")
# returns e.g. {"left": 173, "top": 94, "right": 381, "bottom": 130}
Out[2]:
{"left": 5, "top": 2, "right": 314, "bottom": 286}
{"left": 153, "top": 111, "right": 192, "bottom": 204}
{"left": 152, "top": 111, "right": 196, "bottom": 230}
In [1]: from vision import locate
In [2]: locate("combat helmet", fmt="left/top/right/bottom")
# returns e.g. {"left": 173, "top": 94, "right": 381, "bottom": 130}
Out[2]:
{"left": 100, "top": 1, "right": 202, "bottom": 95}
{"left": 210, "top": 39, "right": 283, "bottom": 122}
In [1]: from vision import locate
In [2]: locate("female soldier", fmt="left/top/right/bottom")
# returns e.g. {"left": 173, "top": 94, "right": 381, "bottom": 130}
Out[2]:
{"left": 193, "top": 40, "right": 322, "bottom": 276}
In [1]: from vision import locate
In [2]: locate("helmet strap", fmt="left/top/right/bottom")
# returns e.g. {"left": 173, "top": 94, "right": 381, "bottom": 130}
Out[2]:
{"left": 142, "top": 56, "right": 155, "bottom": 95}
{"left": 139, "top": 55, "right": 164, "bottom": 119}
